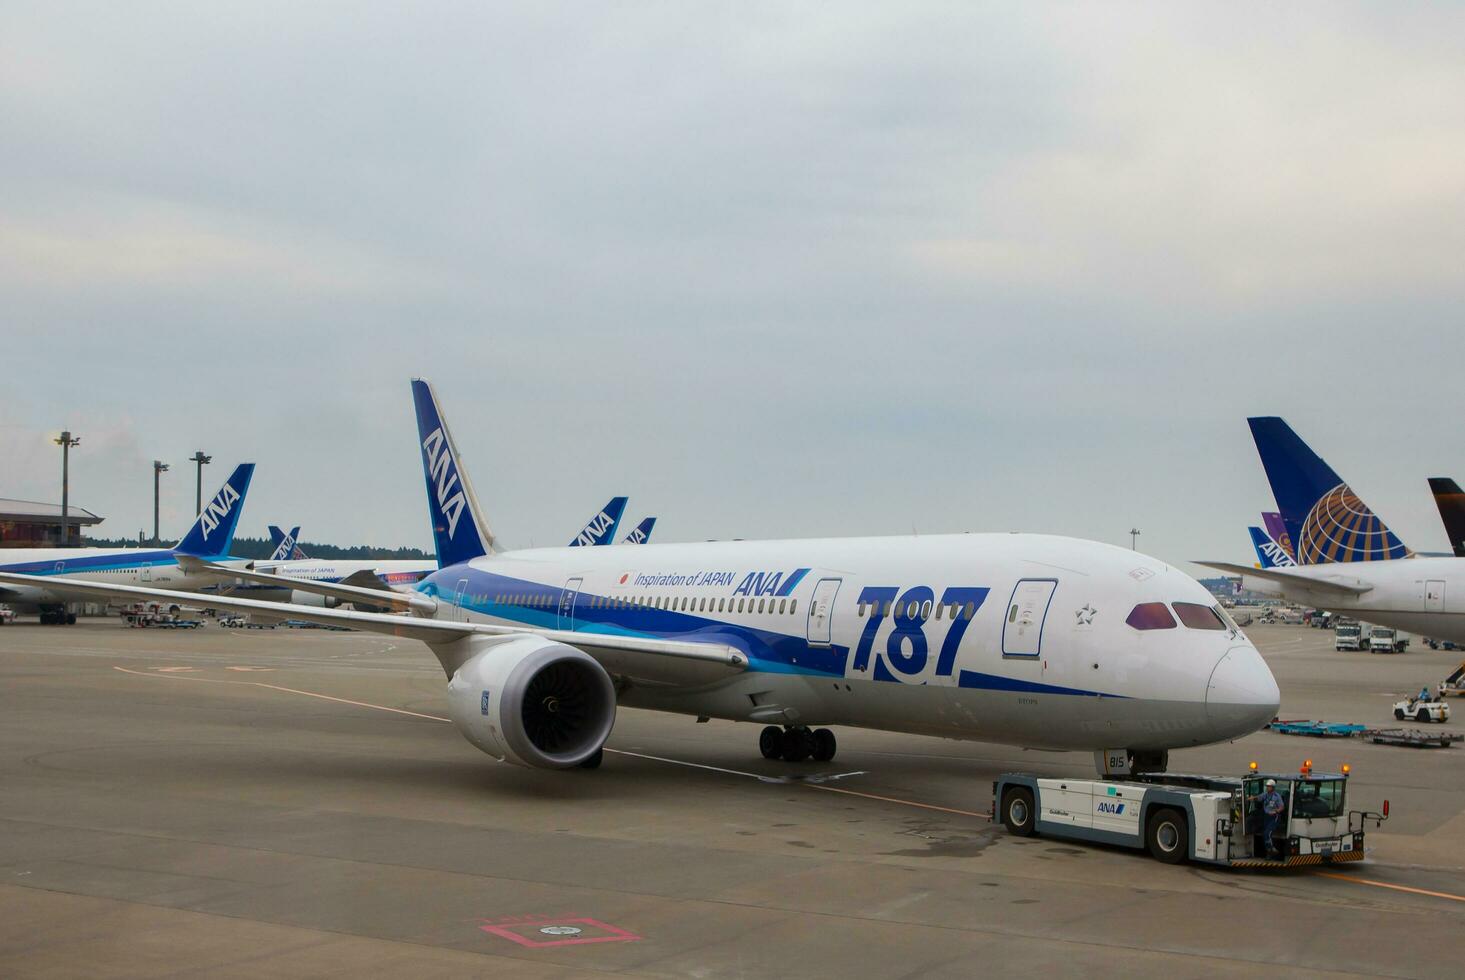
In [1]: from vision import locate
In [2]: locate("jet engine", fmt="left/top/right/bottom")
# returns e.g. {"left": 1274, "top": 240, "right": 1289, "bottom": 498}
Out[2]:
{"left": 446, "top": 636, "right": 616, "bottom": 769}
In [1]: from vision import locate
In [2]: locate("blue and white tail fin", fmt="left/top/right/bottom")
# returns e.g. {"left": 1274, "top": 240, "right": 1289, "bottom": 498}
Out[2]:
{"left": 1247, "top": 417, "right": 1411, "bottom": 564}
{"left": 267, "top": 525, "right": 307, "bottom": 561}
{"left": 173, "top": 463, "right": 255, "bottom": 558}
{"left": 568, "top": 496, "right": 628, "bottom": 547}
{"left": 1249, "top": 526, "right": 1295, "bottom": 569}
{"left": 622, "top": 516, "right": 656, "bottom": 544}
{"left": 412, "top": 379, "right": 495, "bottom": 567}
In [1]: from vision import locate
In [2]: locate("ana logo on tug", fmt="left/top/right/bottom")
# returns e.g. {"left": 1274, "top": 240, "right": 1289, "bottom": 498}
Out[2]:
{"left": 1097, "top": 801, "right": 1126, "bottom": 815}
{"left": 198, "top": 484, "right": 241, "bottom": 540}
{"left": 421, "top": 427, "right": 467, "bottom": 539}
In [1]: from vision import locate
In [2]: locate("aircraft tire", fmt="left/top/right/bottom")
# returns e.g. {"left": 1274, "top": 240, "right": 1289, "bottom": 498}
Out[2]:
{"left": 1002, "top": 787, "right": 1036, "bottom": 837}
{"left": 811, "top": 728, "right": 837, "bottom": 762}
{"left": 66, "top": 613, "right": 77, "bottom": 625}
{"left": 759, "top": 726, "right": 783, "bottom": 759}
{"left": 781, "top": 727, "right": 811, "bottom": 763}
{"left": 1146, "top": 808, "right": 1188, "bottom": 864}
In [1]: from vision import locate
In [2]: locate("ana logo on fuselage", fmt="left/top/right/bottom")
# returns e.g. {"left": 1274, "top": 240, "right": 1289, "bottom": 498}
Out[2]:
{"left": 421, "top": 427, "right": 466, "bottom": 539}
{"left": 732, "top": 568, "right": 808, "bottom": 597}
{"left": 198, "top": 484, "right": 241, "bottom": 540}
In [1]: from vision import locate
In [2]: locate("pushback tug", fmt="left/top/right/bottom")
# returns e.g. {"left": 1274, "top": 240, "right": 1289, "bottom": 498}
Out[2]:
{"left": 995, "top": 759, "right": 1387, "bottom": 868}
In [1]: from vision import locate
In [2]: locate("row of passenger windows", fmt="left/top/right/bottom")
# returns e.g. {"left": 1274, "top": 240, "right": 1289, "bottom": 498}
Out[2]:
{"left": 1126, "top": 601, "right": 1230, "bottom": 631}
{"left": 857, "top": 599, "right": 977, "bottom": 621}
{"left": 488, "top": 592, "right": 800, "bottom": 616}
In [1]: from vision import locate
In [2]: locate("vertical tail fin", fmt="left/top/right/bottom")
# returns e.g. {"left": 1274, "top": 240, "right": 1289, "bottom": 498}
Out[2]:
{"left": 622, "top": 516, "right": 656, "bottom": 544}
{"left": 412, "top": 379, "right": 495, "bottom": 567}
{"left": 267, "top": 525, "right": 306, "bottom": 561}
{"left": 1429, "top": 477, "right": 1465, "bottom": 558}
{"left": 1247, "top": 417, "right": 1410, "bottom": 564}
{"left": 568, "top": 497, "right": 628, "bottom": 547}
{"left": 1249, "top": 526, "right": 1295, "bottom": 569}
{"left": 1260, "top": 512, "right": 1295, "bottom": 562}
{"left": 173, "top": 464, "right": 255, "bottom": 558}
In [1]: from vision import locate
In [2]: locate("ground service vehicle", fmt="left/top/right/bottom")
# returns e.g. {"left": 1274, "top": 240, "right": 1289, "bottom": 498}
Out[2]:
{"left": 1369, "top": 627, "right": 1409, "bottom": 653}
{"left": 1393, "top": 697, "right": 1450, "bottom": 723}
{"left": 995, "top": 763, "right": 1385, "bottom": 868}
{"left": 0, "top": 604, "right": 15, "bottom": 625}
{"left": 1440, "top": 663, "right": 1465, "bottom": 698}
{"left": 1335, "top": 622, "right": 1364, "bottom": 651}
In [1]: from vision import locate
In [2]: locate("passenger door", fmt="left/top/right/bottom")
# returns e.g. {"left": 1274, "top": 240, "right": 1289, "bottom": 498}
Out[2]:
{"left": 559, "top": 577, "right": 583, "bottom": 630}
{"left": 1425, "top": 580, "right": 1445, "bottom": 612}
{"left": 806, "top": 577, "right": 841, "bottom": 646}
{"left": 1003, "top": 578, "right": 1057, "bottom": 658}
{"left": 453, "top": 578, "right": 470, "bottom": 622}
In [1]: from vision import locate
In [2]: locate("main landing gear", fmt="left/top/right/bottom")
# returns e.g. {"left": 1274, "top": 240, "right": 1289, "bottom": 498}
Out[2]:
{"left": 759, "top": 725, "right": 837, "bottom": 763}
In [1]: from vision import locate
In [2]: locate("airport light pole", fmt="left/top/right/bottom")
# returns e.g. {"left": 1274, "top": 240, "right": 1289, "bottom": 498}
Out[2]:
{"left": 152, "top": 460, "right": 170, "bottom": 545}
{"left": 1130, "top": 527, "right": 1141, "bottom": 550}
{"left": 189, "top": 451, "right": 212, "bottom": 515}
{"left": 54, "top": 431, "right": 80, "bottom": 547}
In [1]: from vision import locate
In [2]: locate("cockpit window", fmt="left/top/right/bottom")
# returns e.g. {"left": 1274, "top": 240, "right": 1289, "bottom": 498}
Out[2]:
{"left": 1173, "top": 602, "right": 1227, "bottom": 630}
{"left": 1126, "top": 602, "right": 1177, "bottom": 630}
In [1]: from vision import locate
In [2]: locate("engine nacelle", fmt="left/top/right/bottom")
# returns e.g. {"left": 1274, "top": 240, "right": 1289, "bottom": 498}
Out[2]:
{"left": 446, "top": 636, "right": 616, "bottom": 769}
{"left": 289, "top": 590, "right": 338, "bottom": 608}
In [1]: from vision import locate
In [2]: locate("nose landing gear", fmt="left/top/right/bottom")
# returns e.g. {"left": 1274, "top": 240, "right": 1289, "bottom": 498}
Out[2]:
{"left": 759, "top": 725, "right": 837, "bottom": 762}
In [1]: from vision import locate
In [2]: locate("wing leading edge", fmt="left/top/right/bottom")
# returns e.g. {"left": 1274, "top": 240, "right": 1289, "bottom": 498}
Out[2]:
{"left": 0, "top": 572, "right": 746, "bottom": 687}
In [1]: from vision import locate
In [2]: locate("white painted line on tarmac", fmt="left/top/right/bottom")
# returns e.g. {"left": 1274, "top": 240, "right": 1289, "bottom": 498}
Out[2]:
{"left": 112, "top": 664, "right": 995, "bottom": 822}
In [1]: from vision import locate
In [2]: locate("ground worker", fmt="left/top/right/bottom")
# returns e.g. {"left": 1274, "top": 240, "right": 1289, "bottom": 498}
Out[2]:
{"left": 1258, "top": 778, "right": 1285, "bottom": 859}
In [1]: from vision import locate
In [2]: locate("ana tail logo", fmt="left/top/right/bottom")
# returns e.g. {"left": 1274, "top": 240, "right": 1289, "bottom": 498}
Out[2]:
{"left": 575, "top": 510, "right": 616, "bottom": 547}
{"left": 198, "top": 484, "right": 241, "bottom": 540}
{"left": 421, "top": 427, "right": 466, "bottom": 539}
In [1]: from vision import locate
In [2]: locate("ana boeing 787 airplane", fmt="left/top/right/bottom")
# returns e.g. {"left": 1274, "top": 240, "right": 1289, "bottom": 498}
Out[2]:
{"left": 0, "top": 464, "right": 255, "bottom": 623}
{"left": 0, "top": 382, "right": 1279, "bottom": 775}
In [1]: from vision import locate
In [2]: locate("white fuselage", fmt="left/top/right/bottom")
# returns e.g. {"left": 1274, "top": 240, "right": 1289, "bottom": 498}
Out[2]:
{"left": 418, "top": 533, "right": 1280, "bottom": 752}
{"left": 0, "top": 547, "right": 247, "bottom": 610}
{"left": 1242, "top": 556, "right": 1465, "bottom": 643}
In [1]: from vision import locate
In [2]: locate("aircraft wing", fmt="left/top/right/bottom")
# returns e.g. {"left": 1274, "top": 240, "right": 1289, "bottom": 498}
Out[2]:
{"left": 0, "top": 572, "right": 746, "bottom": 686}
{"left": 1196, "top": 562, "right": 1373, "bottom": 596}
{"left": 177, "top": 558, "right": 435, "bottom": 615}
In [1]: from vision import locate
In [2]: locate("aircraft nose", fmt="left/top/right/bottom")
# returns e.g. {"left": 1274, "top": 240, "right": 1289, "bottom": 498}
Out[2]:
{"left": 1205, "top": 645, "right": 1281, "bottom": 738}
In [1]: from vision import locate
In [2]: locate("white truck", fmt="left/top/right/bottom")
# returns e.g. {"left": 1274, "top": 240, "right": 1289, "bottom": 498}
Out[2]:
{"left": 0, "top": 604, "right": 15, "bottom": 625}
{"left": 1334, "top": 621, "right": 1365, "bottom": 651}
{"left": 994, "top": 765, "right": 1386, "bottom": 868}
{"left": 1368, "top": 626, "right": 1410, "bottom": 654}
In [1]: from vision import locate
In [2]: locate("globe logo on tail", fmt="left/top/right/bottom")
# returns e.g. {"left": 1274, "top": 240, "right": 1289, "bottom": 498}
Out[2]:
{"left": 1297, "top": 484, "right": 1411, "bottom": 564}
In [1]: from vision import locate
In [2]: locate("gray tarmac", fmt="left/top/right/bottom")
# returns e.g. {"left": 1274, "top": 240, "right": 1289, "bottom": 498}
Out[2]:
{"left": 2, "top": 619, "right": 1463, "bottom": 978}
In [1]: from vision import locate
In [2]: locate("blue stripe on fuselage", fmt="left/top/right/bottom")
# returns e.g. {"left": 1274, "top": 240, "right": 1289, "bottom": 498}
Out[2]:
{"left": 0, "top": 550, "right": 186, "bottom": 576}
{"left": 420, "top": 566, "right": 1123, "bottom": 698}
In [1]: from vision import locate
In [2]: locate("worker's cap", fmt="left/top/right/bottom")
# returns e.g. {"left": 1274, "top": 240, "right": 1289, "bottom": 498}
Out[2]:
{"left": 1265, "top": 778, "right": 1276, "bottom": 787}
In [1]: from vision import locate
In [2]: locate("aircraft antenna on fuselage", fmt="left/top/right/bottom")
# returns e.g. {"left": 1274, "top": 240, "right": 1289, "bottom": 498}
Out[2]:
{"left": 411, "top": 378, "right": 496, "bottom": 566}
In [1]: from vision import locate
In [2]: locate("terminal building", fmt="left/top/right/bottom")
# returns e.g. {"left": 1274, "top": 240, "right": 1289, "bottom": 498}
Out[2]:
{"left": 0, "top": 498, "right": 104, "bottom": 548}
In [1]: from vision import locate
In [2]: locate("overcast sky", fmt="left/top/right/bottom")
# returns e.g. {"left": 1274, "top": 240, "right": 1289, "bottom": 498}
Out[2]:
{"left": 3, "top": 3, "right": 1462, "bottom": 573}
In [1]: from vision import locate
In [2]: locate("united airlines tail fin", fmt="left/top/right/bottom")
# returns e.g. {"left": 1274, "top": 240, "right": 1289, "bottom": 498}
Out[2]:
{"left": 173, "top": 463, "right": 255, "bottom": 558}
{"left": 1260, "top": 511, "right": 1295, "bottom": 562}
{"left": 411, "top": 379, "right": 495, "bottom": 567}
{"left": 267, "top": 525, "right": 307, "bottom": 561}
{"left": 1247, "top": 417, "right": 1410, "bottom": 564}
{"left": 1430, "top": 477, "right": 1465, "bottom": 558}
{"left": 568, "top": 496, "right": 627, "bottom": 547}
{"left": 622, "top": 516, "right": 656, "bottom": 544}
{"left": 1249, "top": 526, "right": 1295, "bottom": 569}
